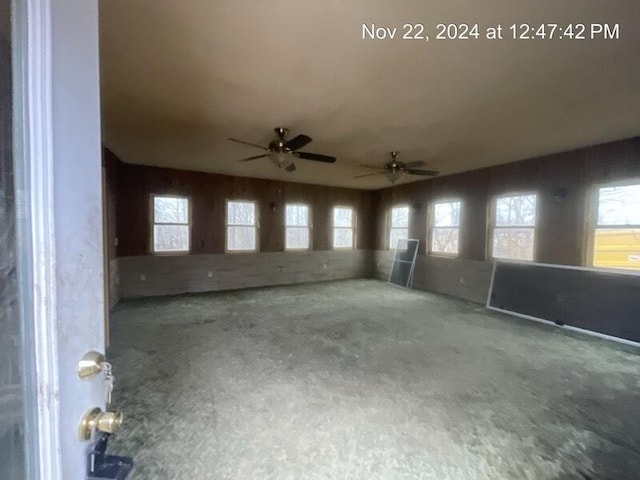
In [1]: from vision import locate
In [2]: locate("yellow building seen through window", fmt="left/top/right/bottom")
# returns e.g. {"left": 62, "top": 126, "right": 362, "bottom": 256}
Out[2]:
{"left": 592, "top": 184, "right": 640, "bottom": 270}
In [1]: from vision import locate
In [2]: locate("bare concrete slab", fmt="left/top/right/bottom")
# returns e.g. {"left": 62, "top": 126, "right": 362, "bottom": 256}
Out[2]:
{"left": 108, "top": 279, "right": 640, "bottom": 479}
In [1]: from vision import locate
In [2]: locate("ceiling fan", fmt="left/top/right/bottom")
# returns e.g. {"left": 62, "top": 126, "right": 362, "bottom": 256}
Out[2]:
{"left": 354, "top": 151, "right": 439, "bottom": 183}
{"left": 228, "top": 127, "right": 336, "bottom": 172}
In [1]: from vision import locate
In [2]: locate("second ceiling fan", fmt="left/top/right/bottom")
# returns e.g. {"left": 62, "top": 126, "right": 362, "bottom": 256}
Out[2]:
{"left": 355, "top": 151, "right": 439, "bottom": 183}
{"left": 229, "top": 127, "right": 336, "bottom": 172}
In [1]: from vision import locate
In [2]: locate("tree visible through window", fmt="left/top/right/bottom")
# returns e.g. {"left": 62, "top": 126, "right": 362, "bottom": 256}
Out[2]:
{"left": 152, "top": 195, "right": 190, "bottom": 253}
{"left": 285, "top": 204, "right": 310, "bottom": 250}
{"left": 333, "top": 206, "right": 355, "bottom": 249}
{"left": 226, "top": 200, "right": 257, "bottom": 251}
{"left": 593, "top": 184, "right": 640, "bottom": 270}
{"left": 389, "top": 206, "right": 409, "bottom": 249}
{"left": 491, "top": 193, "right": 537, "bottom": 260}
{"left": 431, "top": 200, "right": 461, "bottom": 255}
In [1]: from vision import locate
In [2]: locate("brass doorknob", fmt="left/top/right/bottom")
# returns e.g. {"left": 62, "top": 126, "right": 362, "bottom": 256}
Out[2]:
{"left": 79, "top": 407, "right": 124, "bottom": 440}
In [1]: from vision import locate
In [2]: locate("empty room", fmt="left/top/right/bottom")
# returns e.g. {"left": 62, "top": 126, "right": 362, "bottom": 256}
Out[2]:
{"left": 2, "top": 0, "right": 640, "bottom": 479}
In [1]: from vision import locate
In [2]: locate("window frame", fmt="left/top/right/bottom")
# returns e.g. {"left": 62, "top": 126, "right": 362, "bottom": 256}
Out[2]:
{"left": 388, "top": 204, "right": 410, "bottom": 250}
{"left": 332, "top": 205, "right": 356, "bottom": 250}
{"left": 225, "top": 199, "right": 259, "bottom": 253}
{"left": 150, "top": 194, "right": 192, "bottom": 255}
{"left": 586, "top": 179, "right": 640, "bottom": 272}
{"left": 428, "top": 198, "right": 462, "bottom": 257}
{"left": 487, "top": 191, "right": 538, "bottom": 262}
{"left": 284, "top": 203, "right": 312, "bottom": 251}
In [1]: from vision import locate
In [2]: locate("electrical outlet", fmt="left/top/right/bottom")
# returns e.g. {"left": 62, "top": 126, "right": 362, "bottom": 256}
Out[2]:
{"left": 140, "top": 274, "right": 146, "bottom": 281}
{"left": 208, "top": 271, "right": 213, "bottom": 278}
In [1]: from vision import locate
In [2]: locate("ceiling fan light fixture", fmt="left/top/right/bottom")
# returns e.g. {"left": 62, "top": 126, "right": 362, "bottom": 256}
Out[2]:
{"left": 269, "top": 151, "right": 294, "bottom": 169}
{"left": 385, "top": 170, "right": 403, "bottom": 183}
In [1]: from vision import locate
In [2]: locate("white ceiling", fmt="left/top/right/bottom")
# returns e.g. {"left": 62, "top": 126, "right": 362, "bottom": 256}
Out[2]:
{"left": 100, "top": 0, "right": 640, "bottom": 190}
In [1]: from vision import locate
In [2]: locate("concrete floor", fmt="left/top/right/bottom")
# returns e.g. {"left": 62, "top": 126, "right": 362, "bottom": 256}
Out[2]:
{"left": 108, "top": 279, "right": 640, "bottom": 479}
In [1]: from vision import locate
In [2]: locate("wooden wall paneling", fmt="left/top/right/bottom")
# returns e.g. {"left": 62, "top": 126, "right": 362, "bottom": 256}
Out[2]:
{"left": 114, "top": 160, "right": 376, "bottom": 256}
{"left": 374, "top": 137, "right": 640, "bottom": 265}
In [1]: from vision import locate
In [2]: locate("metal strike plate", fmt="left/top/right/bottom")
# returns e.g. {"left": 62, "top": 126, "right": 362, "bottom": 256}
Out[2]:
{"left": 78, "top": 350, "right": 107, "bottom": 380}
{"left": 87, "top": 432, "right": 134, "bottom": 479}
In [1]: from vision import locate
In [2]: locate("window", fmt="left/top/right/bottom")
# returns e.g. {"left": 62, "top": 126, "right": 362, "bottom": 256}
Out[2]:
{"left": 333, "top": 206, "right": 355, "bottom": 249}
{"left": 226, "top": 200, "right": 257, "bottom": 251}
{"left": 592, "top": 183, "right": 640, "bottom": 270}
{"left": 152, "top": 195, "right": 190, "bottom": 253}
{"left": 389, "top": 205, "right": 409, "bottom": 249}
{"left": 491, "top": 193, "right": 537, "bottom": 261}
{"left": 430, "top": 200, "right": 461, "bottom": 256}
{"left": 285, "top": 204, "right": 310, "bottom": 250}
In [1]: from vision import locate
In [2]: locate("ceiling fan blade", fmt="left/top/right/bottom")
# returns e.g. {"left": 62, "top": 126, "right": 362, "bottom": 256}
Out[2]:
{"left": 295, "top": 152, "right": 337, "bottom": 163}
{"left": 353, "top": 171, "right": 384, "bottom": 179}
{"left": 404, "top": 160, "right": 427, "bottom": 168}
{"left": 285, "top": 134, "right": 312, "bottom": 151}
{"left": 405, "top": 168, "right": 440, "bottom": 176}
{"left": 228, "top": 137, "right": 269, "bottom": 151}
{"left": 238, "top": 154, "right": 269, "bottom": 162}
{"left": 285, "top": 163, "right": 297, "bottom": 172}
{"left": 359, "top": 163, "right": 385, "bottom": 170}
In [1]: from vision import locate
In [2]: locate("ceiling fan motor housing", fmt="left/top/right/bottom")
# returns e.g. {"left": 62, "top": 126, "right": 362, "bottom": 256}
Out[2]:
{"left": 269, "top": 139, "right": 288, "bottom": 153}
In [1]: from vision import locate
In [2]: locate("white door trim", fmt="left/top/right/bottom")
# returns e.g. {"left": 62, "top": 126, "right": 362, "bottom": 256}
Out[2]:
{"left": 13, "top": 0, "right": 63, "bottom": 477}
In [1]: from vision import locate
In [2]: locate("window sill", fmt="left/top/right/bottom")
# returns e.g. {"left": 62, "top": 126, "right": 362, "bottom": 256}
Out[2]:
{"left": 428, "top": 252, "right": 459, "bottom": 259}
{"left": 151, "top": 250, "right": 190, "bottom": 256}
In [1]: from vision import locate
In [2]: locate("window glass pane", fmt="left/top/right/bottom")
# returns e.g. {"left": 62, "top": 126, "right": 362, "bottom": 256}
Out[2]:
{"left": 333, "top": 228, "right": 353, "bottom": 248}
{"left": 432, "top": 227, "right": 459, "bottom": 254}
{"left": 389, "top": 228, "right": 408, "bottom": 249}
{"left": 228, "top": 201, "right": 255, "bottom": 226}
{"left": 154, "top": 196, "right": 188, "bottom": 224}
{"left": 153, "top": 225, "right": 189, "bottom": 252}
{"left": 492, "top": 228, "right": 534, "bottom": 260}
{"left": 597, "top": 185, "right": 640, "bottom": 225}
{"left": 227, "top": 226, "right": 256, "bottom": 251}
{"left": 495, "top": 194, "right": 536, "bottom": 226}
{"left": 434, "top": 201, "right": 460, "bottom": 227}
{"left": 286, "top": 205, "right": 309, "bottom": 226}
{"left": 593, "top": 228, "right": 640, "bottom": 270}
{"left": 391, "top": 206, "right": 409, "bottom": 228}
{"left": 286, "top": 227, "right": 309, "bottom": 249}
{"left": 1, "top": 8, "right": 27, "bottom": 475}
{"left": 333, "top": 207, "right": 353, "bottom": 227}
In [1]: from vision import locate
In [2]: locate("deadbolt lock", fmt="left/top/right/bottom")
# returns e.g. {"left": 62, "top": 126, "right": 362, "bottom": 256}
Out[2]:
{"left": 77, "top": 350, "right": 107, "bottom": 380}
{"left": 79, "top": 407, "right": 124, "bottom": 440}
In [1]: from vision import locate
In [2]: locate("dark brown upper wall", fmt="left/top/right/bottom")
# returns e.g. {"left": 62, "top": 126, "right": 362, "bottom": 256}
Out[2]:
{"left": 373, "top": 137, "right": 640, "bottom": 265}
{"left": 107, "top": 137, "right": 640, "bottom": 263}
{"left": 113, "top": 160, "right": 375, "bottom": 256}
{"left": 103, "top": 148, "right": 119, "bottom": 261}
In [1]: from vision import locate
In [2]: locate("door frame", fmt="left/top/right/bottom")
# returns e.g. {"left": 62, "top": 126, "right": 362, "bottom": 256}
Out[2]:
{"left": 13, "top": 0, "right": 105, "bottom": 478}
{"left": 13, "top": 0, "right": 62, "bottom": 478}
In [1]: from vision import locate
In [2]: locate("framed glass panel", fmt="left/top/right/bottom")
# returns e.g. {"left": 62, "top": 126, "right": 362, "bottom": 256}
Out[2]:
{"left": 285, "top": 204, "right": 310, "bottom": 250}
{"left": 227, "top": 200, "right": 257, "bottom": 251}
{"left": 152, "top": 195, "right": 190, "bottom": 253}
{"left": 491, "top": 194, "right": 537, "bottom": 261}
{"left": 333, "top": 207, "right": 354, "bottom": 249}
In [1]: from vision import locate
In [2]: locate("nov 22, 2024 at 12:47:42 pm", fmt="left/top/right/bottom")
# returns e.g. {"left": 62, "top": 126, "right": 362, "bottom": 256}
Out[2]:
{"left": 361, "top": 22, "right": 620, "bottom": 41}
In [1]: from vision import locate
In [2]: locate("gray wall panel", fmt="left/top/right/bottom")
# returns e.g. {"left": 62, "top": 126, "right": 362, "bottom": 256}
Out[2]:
{"left": 108, "top": 258, "right": 120, "bottom": 309}
{"left": 118, "top": 250, "right": 374, "bottom": 299}
{"left": 489, "top": 262, "right": 640, "bottom": 342}
{"left": 375, "top": 251, "right": 493, "bottom": 304}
